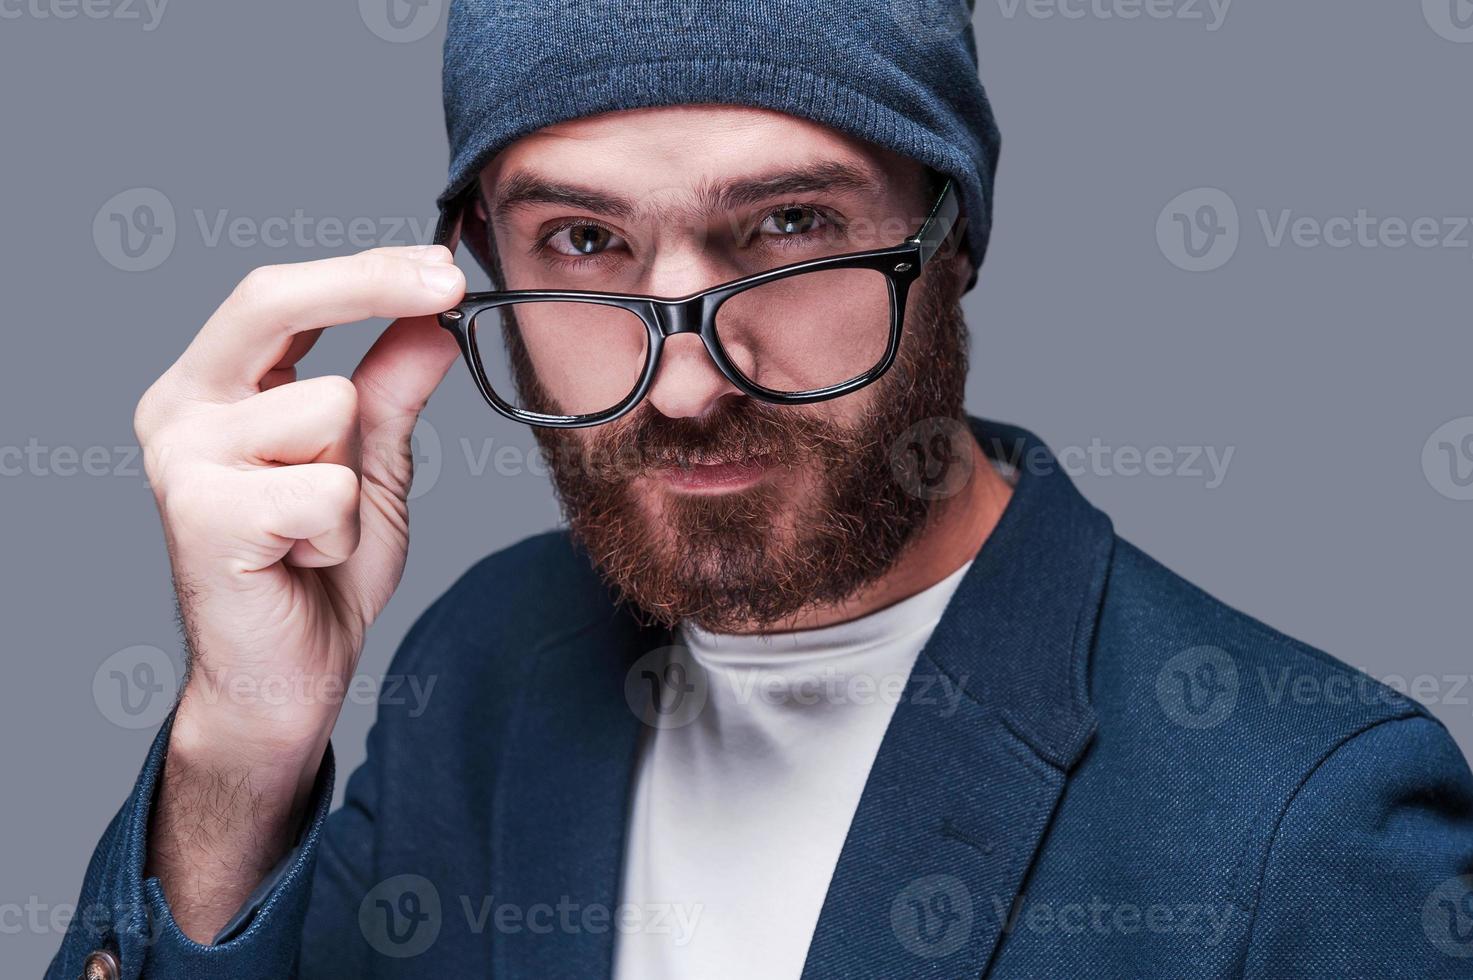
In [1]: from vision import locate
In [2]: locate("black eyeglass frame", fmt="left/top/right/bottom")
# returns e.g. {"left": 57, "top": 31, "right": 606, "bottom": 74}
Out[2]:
{"left": 432, "top": 176, "right": 962, "bottom": 428}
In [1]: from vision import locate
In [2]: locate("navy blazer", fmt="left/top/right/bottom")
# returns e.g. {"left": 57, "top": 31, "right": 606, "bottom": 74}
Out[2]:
{"left": 50, "top": 420, "right": 1473, "bottom": 978}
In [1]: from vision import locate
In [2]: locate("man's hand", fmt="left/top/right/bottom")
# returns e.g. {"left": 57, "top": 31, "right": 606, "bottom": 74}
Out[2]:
{"left": 134, "top": 245, "right": 464, "bottom": 940}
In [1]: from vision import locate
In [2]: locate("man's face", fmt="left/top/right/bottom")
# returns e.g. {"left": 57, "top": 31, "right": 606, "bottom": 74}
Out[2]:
{"left": 475, "top": 105, "right": 972, "bottom": 632}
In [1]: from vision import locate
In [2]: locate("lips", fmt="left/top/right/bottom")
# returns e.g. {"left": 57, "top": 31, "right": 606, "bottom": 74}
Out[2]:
{"left": 652, "top": 453, "right": 773, "bottom": 492}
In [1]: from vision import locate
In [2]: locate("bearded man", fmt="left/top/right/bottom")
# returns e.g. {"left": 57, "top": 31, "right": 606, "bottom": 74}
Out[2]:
{"left": 51, "top": 2, "right": 1473, "bottom": 978}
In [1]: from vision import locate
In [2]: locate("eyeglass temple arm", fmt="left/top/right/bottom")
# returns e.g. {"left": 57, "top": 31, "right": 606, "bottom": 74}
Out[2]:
{"left": 907, "top": 178, "right": 962, "bottom": 267}
{"left": 433, "top": 186, "right": 501, "bottom": 291}
{"left": 433, "top": 193, "right": 463, "bottom": 253}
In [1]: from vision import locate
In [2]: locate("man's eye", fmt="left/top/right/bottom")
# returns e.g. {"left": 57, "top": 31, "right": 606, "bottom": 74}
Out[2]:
{"left": 546, "top": 224, "right": 623, "bottom": 257}
{"left": 760, "top": 206, "right": 826, "bottom": 237}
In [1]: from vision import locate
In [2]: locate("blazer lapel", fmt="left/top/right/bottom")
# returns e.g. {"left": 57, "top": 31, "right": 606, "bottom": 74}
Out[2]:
{"left": 801, "top": 419, "right": 1115, "bottom": 979}
{"left": 489, "top": 600, "right": 671, "bottom": 979}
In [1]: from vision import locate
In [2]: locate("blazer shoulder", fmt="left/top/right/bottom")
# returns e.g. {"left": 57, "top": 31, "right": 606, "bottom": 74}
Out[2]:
{"left": 1068, "top": 537, "right": 1469, "bottom": 926}
{"left": 1091, "top": 536, "right": 1442, "bottom": 762}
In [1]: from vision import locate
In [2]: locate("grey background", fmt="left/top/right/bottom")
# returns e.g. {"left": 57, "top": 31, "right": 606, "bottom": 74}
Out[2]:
{"left": 3, "top": 0, "right": 1470, "bottom": 972}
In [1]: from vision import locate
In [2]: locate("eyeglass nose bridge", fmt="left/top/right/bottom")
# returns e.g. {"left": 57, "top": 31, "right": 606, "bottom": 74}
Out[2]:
{"left": 649, "top": 295, "right": 709, "bottom": 337}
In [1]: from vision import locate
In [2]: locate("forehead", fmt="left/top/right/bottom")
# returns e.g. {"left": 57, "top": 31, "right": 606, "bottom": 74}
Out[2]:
{"left": 476, "top": 105, "right": 924, "bottom": 211}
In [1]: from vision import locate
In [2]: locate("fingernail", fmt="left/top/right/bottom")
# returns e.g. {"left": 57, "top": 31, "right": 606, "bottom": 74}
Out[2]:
{"left": 420, "top": 263, "right": 461, "bottom": 293}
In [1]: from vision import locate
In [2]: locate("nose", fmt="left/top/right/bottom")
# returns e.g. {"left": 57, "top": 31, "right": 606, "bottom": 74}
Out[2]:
{"left": 639, "top": 249, "right": 745, "bottom": 421}
{"left": 644, "top": 333, "right": 743, "bottom": 420}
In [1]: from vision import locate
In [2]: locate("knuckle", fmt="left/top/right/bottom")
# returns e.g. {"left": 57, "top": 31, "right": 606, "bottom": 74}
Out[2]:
{"left": 266, "top": 469, "right": 319, "bottom": 515}
{"left": 352, "top": 252, "right": 402, "bottom": 289}
{"left": 159, "top": 468, "right": 218, "bottom": 532}
{"left": 318, "top": 465, "right": 363, "bottom": 518}
{"left": 134, "top": 385, "right": 196, "bottom": 482}
{"left": 310, "top": 374, "right": 359, "bottom": 421}
{"left": 233, "top": 264, "right": 290, "bottom": 312}
{"left": 132, "top": 383, "right": 163, "bottom": 441}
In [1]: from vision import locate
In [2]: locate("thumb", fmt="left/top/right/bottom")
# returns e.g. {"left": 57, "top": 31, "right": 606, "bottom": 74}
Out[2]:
{"left": 352, "top": 313, "right": 461, "bottom": 501}
{"left": 328, "top": 313, "right": 461, "bottom": 626}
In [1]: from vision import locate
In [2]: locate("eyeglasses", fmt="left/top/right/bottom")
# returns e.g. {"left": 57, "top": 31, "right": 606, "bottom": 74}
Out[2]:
{"left": 432, "top": 176, "right": 962, "bottom": 428}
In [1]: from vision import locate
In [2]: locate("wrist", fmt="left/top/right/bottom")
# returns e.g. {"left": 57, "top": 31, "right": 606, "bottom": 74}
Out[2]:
{"left": 168, "top": 695, "right": 330, "bottom": 814}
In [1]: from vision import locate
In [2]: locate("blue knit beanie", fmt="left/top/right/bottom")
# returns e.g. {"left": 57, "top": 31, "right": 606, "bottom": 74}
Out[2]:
{"left": 439, "top": 0, "right": 998, "bottom": 288}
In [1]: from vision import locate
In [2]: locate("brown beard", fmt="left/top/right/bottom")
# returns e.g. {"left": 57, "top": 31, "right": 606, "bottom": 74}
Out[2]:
{"left": 522, "top": 260, "right": 970, "bottom": 632}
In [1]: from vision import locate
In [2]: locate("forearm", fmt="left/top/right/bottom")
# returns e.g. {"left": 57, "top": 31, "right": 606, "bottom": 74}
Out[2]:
{"left": 145, "top": 703, "right": 328, "bottom": 942}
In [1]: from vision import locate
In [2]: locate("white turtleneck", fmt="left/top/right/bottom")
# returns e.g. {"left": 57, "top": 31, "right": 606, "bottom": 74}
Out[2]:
{"left": 611, "top": 558, "right": 974, "bottom": 980}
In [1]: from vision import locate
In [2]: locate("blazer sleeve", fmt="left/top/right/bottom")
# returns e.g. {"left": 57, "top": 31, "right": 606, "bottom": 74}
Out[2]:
{"left": 46, "top": 578, "right": 458, "bottom": 980}
{"left": 1243, "top": 713, "right": 1473, "bottom": 978}
{"left": 42, "top": 709, "right": 337, "bottom": 980}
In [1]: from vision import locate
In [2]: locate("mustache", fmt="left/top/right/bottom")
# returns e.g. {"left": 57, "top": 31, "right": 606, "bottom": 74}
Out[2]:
{"left": 575, "top": 399, "right": 841, "bottom": 476}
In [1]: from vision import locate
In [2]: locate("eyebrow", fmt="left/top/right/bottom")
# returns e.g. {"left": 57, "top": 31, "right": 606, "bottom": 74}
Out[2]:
{"left": 486, "top": 160, "right": 887, "bottom": 225}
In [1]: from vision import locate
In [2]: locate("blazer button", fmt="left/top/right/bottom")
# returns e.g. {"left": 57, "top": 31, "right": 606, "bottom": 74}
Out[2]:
{"left": 82, "top": 949, "right": 120, "bottom": 980}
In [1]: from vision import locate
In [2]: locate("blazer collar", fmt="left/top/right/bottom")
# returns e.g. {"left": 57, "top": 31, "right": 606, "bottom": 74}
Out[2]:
{"left": 487, "top": 418, "right": 1114, "bottom": 978}
{"left": 933, "top": 417, "right": 1112, "bottom": 768}
{"left": 487, "top": 606, "right": 668, "bottom": 978}
{"left": 800, "top": 418, "right": 1114, "bottom": 978}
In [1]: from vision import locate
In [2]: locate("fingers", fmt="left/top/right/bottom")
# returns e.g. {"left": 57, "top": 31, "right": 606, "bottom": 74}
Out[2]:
{"left": 208, "top": 312, "right": 461, "bottom": 501}
{"left": 136, "top": 245, "right": 469, "bottom": 605}
{"left": 186, "top": 376, "right": 367, "bottom": 570}
{"left": 143, "top": 314, "right": 462, "bottom": 588}
{"left": 164, "top": 462, "right": 362, "bottom": 573}
{"left": 353, "top": 314, "right": 462, "bottom": 433}
{"left": 351, "top": 315, "right": 461, "bottom": 497}
{"left": 171, "top": 246, "right": 464, "bottom": 404}
{"left": 219, "top": 374, "right": 362, "bottom": 470}
{"left": 259, "top": 328, "right": 323, "bottom": 392}
{"left": 246, "top": 464, "right": 362, "bottom": 566}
